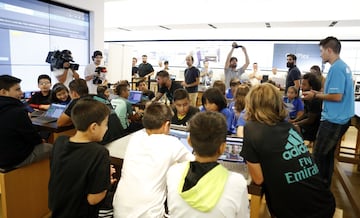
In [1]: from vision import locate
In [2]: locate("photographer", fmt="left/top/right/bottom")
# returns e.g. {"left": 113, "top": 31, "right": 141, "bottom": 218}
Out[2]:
{"left": 51, "top": 50, "right": 79, "bottom": 88}
{"left": 84, "top": 50, "right": 107, "bottom": 94}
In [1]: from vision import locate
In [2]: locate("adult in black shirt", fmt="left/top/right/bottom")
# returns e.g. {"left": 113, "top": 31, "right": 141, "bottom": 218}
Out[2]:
{"left": 285, "top": 53, "right": 301, "bottom": 94}
{"left": 181, "top": 55, "right": 200, "bottom": 107}
{"left": 138, "top": 55, "right": 154, "bottom": 88}
{"left": 153, "top": 70, "right": 182, "bottom": 104}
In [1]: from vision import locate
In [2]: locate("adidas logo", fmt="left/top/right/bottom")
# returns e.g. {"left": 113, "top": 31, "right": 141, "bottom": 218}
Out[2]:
{"left": 282, "top": 128, "right": 308, "bottom": 160}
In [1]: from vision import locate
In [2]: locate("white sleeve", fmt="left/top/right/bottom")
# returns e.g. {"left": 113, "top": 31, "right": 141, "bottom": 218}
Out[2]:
{"left": 52, "top": 68, "right": 64, "bottom": 77}
{"left": 171, "top": 139, "right": 195, "bottom": 163}
{"left": 235, "top": 174, "right": 250, "bottom": 218}
{"left": 84, "top": 64, "right": 94, "bottom": 77}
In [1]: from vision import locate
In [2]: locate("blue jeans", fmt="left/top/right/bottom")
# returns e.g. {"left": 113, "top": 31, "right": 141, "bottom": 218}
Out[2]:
{"left": 313, "top": 120, "right": 350, "bottom": 187}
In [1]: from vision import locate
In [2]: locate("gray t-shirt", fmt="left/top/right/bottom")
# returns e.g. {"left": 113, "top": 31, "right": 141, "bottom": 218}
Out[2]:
{"left": 224, "top": 68, "right": 245, "bottom": 89}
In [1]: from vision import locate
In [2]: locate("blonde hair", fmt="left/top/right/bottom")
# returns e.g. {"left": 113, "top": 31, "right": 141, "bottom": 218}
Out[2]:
{"left": 245, "top": 83, "right": 288, "bottom": 125}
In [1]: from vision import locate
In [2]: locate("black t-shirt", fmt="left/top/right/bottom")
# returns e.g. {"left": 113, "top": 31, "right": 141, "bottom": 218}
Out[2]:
{"left": 241, "top": 121, "right": 335, "bottom": 218}
{"left": 285, "top": 66, "right": 301, "bottom": 93}
{"left": 28, "top": 91, "right": 51, "bottom": 105}
{"left": 184, "top": 66, "right": 200, "bottom": 93}
{"left": 138, "top": 63, "right": 154, "bottom": 77}
{"left": 49, "top": 136, "right": 110, "bottom": 218}
{"left": 158, "top": 81, "right": 183, "bottom": 103}
{"left": 132, "top": 66, "right": 139, "bottom": 76}
{"left": 171, "top": 106, "right": 199, "bottom": 125}
{"left": 300, "top": 98, "right": 322, "bottom": 140}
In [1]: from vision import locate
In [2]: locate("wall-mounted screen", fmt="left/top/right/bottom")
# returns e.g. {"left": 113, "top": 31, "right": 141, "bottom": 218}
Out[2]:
{"left": 0, "top": 0, "right": 89, "bottom": 91}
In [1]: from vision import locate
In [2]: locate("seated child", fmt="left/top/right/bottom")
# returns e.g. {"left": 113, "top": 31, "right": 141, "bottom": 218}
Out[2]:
{"left": 166, "top": 111, "right": 249, "bottom": 217}
{"left": 49, "top": 98, "right": 116, "bottom": 218}
{"left": 0, "top": 75, "right": 52, "bottom": 168}
{"left": 113, "top": 102, "right": 193, "bottom": 218}
{"left": 50, "top": 83, "right": 71, "bottom": 105}
{"left": 28, "top": 74, "right": 52, "bottom": 110}
{"left": 225, "top": 78, "right": 241, "bottom": 99}
{"left": 202, "top": 87, "right": 236, "bottom": 134}
{"left": 171, "top": 89, "right": 199, "bottom": 126}
{"left": 283, "top": 85, "right": 304, "bottom": 121}
{"left": 137, "top": 79, "right": 155, "bottom": 101}
{"left": 241, "top": 83, "right": 335, "bottom": 218}
{"left": 97, "top": 85, "right": 110, "bottom": 100}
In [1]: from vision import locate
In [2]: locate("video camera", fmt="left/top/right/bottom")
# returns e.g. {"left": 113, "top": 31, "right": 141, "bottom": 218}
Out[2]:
{"left": 93, "top": 66, "right": 107, "bottom": 84}
{"left": 45, "top": 50, "right": 79, "bottom": 71}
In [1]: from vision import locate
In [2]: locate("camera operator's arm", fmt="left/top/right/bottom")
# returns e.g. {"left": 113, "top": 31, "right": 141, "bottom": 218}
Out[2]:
{"left": 55, "top": 68, "right": 68, "bottom": 84}
{"left": 72, "top": 70, "right": 79, "bottom": 80}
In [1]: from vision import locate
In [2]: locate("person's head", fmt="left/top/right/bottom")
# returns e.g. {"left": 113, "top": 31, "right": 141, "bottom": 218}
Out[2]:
{"left": 286, "top": 86, "right": 298, "bottom": 99}
{"left": 212, "top": 80, "right": 226, "bottom": 95}
{"left": 142, "top": 55, "right": 147, "bottom": 63}
{"left": 0, "top": 75, "right": 23, "bottom": 99}
{"left": 132, "top": 57, "right": 137, "bottom": 66}
{"left": 203, "top": 60, "right": 209, "bottom": 68}
{"left": 68, "top": 78, "right": 89, "bottom": 99}
{"left": 71, "top": 98, "right": 110, "bottom": 142}
{"left": 253, "top": 62, "right": 258, "bottom": 71}
{"left": 229, "top": 57, "right": 238, "bottom": 68}
{"left": 188, "top": 111, "right": 227, "bottom": 157}
{"left": 231, "top": 145, "right": 239, "bottom": 154}
{"left": 319, "top": 36, "right": 341, "bottom": 64}
{"left": 97, "top": 85, "right": 110, "bottom": 99}
{"left": 115, "top": 83, "right": 130, "bottom": 98}
{"left": 310, "top": 65, "right": 321, "bottom": 76}
{"left": 173, "top": 89, "right": 190, "bottom": 117}
{"left": 37, "top": 74, "right": 52, "bottom": 93}
{"left": 245, "top": 83, "right": 288, "bottom": 125}
{"left": 156, "top": 70, "right": 170, "bottom": 87}
{"left": 286, "top": 54, "right": 297, "bottom": 68}
{"left": 229, "top": 78, "right": 241, "bottom": 96}
{"left": 142, "top": 102, "right": 174, "bottom": 133}
{"left": 136, "top": 79, "right": 148, "bottom": 91}
{"left": 185, "top": 55, "right": 194, "bottom": 67}
{"left": 92, "top": 50, "right": 103, "bottom": 65}
{"left": 51, "top": 83, "right": 70, "bottom": 103}
{"left": 202, "top": 87, "right": 227, "bottom": 112}
{"left": 158, "top": 60, "right": 163, "bottom": 68}
{"left": 234, "top": 84, "right": 250, "bottom": 112}
{"left": 164, "top": 60, "right": 169, "bottom": 69}
{"left": 301, "top": 73, "right": 322, "bottom": 92}
{"left": 272, "top": 67, "right": 277, "bottom": 75}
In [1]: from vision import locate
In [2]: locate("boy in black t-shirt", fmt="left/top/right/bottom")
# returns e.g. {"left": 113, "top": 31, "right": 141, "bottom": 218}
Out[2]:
{"left": 241, "top": 83, "right": 335, "bottom": 218}
{"left": 49, "top": 98, "right": 116, "bottom": 218}
{"left": 171, "top": 88, "right": 199, "bottom": 126}
{"left": 28, "top": 74, "right": 52, "bottom": 110}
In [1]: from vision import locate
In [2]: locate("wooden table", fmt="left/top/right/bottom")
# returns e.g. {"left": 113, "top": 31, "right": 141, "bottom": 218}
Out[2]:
{"left": 32, "top": 121, "right": 75, "bottom": 143}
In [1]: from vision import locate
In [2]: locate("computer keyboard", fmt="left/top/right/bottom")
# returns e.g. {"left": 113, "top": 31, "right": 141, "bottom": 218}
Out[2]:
{"left": 218, "top": 160, "right": 248, "bottom": 179}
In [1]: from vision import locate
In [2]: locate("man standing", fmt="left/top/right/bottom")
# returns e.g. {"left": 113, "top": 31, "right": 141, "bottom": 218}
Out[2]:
{"left": 181, "top": 55, "right": 200, "bottom": 107}
{"left": 224, "top": 42, "right": 250, "bottom": 89}
{"left": 285, "top": 54, "right": 301, "bottom": 94}
{"left": 303, "top": 36, "right": 354, "bottom": 187}
{"left": 132, "top": 57, "right": 139, "bottom": 78}
{"left": 84, "top": 50, "right": 106, "bottom": 94}
{"left": 138, "top": 55, "right": 154, "bottom": 88}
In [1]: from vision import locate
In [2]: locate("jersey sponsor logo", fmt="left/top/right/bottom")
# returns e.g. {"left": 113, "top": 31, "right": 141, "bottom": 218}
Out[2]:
{"left": 282, "top": 128, "right": 307, "bottom": 160}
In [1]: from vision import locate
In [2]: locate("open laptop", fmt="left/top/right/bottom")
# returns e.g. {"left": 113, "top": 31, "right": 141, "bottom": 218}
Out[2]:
{"left": 170, "top": 124, "right": 188, "bottom": 132}
{"left": 169, "top": 129, "right": 248, "bottom": 179}
{"left": 128, "top": 90, "right": 143, "bottom": 104}
{"left": 31, "top": 103, "right": 66, "bottom": 124}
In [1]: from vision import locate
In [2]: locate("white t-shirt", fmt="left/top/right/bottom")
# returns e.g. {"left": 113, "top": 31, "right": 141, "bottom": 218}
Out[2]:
{"left": 113, "top": 130, "right": 194, "bottom": 218}
{"left": 52, "top": 68, "right": 75, "bottom": 89}
{"left": 166, "top": 162, "right": 249, "bottom": 218}
{"left": 84, "top": 63, "right": 107, "bottom": 94}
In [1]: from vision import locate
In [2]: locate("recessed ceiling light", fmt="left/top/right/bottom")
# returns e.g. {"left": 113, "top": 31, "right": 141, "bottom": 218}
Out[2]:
{"left": 265, "top": 22, "right": 271, "bottom": 28}
{"left": 159, "top": 25, "right": 171, "bottom": 30}
{"left": 208, "top": 24, "right": 217, "bottom": 29}
{"left": 329, "top": 21, "right": 338, "bottom": 27}
{"left": 117, "top": 27, "right": 131, "bottom": 31}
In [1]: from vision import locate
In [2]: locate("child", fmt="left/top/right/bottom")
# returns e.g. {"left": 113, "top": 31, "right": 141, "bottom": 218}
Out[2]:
{"left": 97, "top": 85, "right": 110, "bottom": 100}
{"left": 225, "top": 78, "right": 241, "bottom": 99}
{"left": 166, "top": 111, "right": 249, "bottom": 217}
{"left": 111, "top": 83, "right": 132, "bottom": 130}
{"left": 241, "top": 83, "right": 335, "bottom": 218}
{"left": 113, "top": 102, "right": 193, "bottom": 218}
{"left": 0, "top": 75, "right": 52, "bottom": 168}
{"left": 137, "top": 79, "right": 155, "bottom": 101}
{"left": 229, "top": 84, "right": 250, "bottom": 137}
{"left": 49, "top": 98, "right": 116, "bottom": 218}
{"left": 50, "top": 83, "right": 71, "bottom": 105}
{"left": 28, "top": 74, "right": 52, "bottom": 110}
{"left": 283, "top": 85, "right": 304, "bottom": 120}
{"left": 171, "top": 88, "right": 199, "bottom": 126}
{"left": 202, "top": 87, "right": 235, "bottom": 134}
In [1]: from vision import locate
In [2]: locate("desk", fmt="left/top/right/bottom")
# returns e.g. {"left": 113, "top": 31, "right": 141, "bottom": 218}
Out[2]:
{"left": 32, "top": 121, "right": 75, "bottom": 143}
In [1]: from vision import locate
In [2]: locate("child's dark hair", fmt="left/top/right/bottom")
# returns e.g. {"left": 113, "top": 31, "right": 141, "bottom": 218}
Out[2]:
{"left": 142, "top": 102, "right": 173, "bottom": 129}
{"left": 302, "top": 73, "right": 322, "bottom": 91}
{"left": 97, "top": 85, "right": 108, "bottom": 96}
{"left": 69, "top": 79, "right": 89, "bottom": 97}
{"left": 114, "top": 83, "right": 128, "bottom": 96}
{"left": 71, "top": 98, "right": 110, "bottom": 132}
{"left": 0, "top": 75, "right": 21, "bottom": 90}
{"left": 173, "top": 88, "right": 189, "bottom": 101}
{"left": 51, "top": 83, "right": 70, "bottom": 102}
{"left": 188, "top": 111, "right": 227, "bottom": 157}
{"left": 287, "top": 86, "right": 298, "bottom": 96}
{"left": 37, "top": 74, "right": 51, "bottom": 84}
{"left": 202, "top": 87, "right": 227, "bottom": 111}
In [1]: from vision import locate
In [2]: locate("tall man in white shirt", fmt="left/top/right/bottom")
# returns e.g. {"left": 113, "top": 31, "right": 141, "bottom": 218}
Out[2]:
{"left": 84, "top": 50, "right": 107, "bottom": 94}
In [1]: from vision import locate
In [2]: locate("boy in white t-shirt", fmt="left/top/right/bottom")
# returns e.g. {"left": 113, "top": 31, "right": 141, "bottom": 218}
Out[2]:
{"left": 113, "top": 102, "right": 193, "bottom": 218}
{"left": 166, "top": 111, "right": 249, "bottom": 218}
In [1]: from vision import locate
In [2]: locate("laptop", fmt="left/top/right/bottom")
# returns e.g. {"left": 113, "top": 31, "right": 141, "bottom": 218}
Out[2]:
{"left": 128, "top": 90, "right": 143, "bottom": 104}
{"left": 170, "top": 124, "right": 188, "bottom": 132}
{"left": 31, "top": 103, "right": 66, "bottom": 124}
{"left": 169, "top": 129, "right": 248, "bottom": 179}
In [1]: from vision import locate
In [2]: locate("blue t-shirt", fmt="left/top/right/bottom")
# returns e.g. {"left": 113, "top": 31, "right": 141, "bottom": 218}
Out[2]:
{"left": 322, "top": 59, "right": 354, "bottom": 124}
{"left": 283, "top": 97, "right": 304, "bottom": 119}
{"left": 220, "top": 107, "right": 236, "bottom": 134}
{"left": 225, "top": 88, "right": 233, "bottom": 99}
{"left": 236, "top": 109, "right": 246, "bottom": 127}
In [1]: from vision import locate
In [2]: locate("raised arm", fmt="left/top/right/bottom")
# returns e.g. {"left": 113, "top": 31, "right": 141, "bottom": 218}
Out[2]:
{"left": 224, "top": 43, "right": 237, "bottom": 70}
{"left": 240, "top": 47, "right": 250, "bottom": 71}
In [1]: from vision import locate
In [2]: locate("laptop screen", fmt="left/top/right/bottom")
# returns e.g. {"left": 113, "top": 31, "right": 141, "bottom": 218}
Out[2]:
{"left": 128, "top": 90, "right": 143, "bottom": 102}
{"left": 45, "top": 104, "right": 66, "bottom": 118}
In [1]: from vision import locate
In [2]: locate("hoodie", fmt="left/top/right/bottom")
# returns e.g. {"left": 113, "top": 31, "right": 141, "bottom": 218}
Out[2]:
{"left": 0, "top": 96, "right": 42, "bottom": 168}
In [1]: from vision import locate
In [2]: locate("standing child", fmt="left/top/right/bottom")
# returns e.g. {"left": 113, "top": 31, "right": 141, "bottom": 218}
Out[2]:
{"left": 166, "top": 111, "right": 249, "bottom": 217}
{"left": 113, "top": 102, "right": 193, "bottom": 218}
{"left": 241, "top": 83, "right": 335, "bottom": 218}
{"left": 283, "top": 85, "right": 304, "bottom": 121}
{"left": 49, "top": 98, "right": 116, "bottom": 218}
{"left": 50, "top": 83, "right": 71, "bottom": 105}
